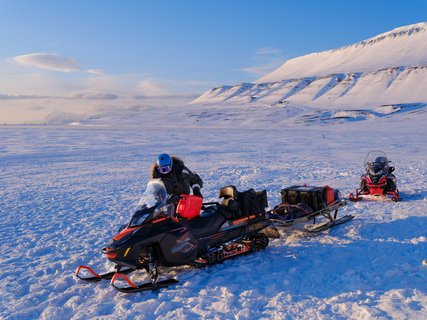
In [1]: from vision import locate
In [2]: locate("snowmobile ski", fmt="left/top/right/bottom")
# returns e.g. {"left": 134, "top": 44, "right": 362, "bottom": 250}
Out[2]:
{"left": 304, "top": 214, "right": 354, "bottom": 233}
{"left": 75, "top": 265, "right": 134, "bottom": 282}
{"left": 110, "top": 273, "right": 178, "bottom": 293}
{"left": 349, "top": 190, "right": 401, "bottom": 202}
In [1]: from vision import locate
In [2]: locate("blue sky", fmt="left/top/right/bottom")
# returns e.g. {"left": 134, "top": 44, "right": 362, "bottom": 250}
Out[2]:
{"left": 1, "top": 0, "right": 426, "bottom": 123}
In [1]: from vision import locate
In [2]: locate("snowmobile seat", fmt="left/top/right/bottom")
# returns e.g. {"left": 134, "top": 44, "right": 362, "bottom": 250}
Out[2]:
{"left": 181, "top": 211, "right": 227, "bottom": 239}
{"left": 219, "top": 185, "right": 238, "bottom": 203}
{"left": 218, "top": 185, "right": 241, "bottom": 218}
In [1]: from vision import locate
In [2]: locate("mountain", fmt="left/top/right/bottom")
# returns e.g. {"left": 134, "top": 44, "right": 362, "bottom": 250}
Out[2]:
{"left": 190, "top": 23, "right": 427, "bottom": 110}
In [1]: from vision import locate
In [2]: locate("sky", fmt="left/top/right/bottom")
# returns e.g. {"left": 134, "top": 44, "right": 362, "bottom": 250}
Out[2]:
{"left": 1, "top": 0, "right": 427, "bottom": 124}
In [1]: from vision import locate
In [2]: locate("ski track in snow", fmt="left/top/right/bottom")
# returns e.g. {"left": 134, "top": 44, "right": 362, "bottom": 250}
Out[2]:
{"left": 0, "top": 112, "right": 426, "bottom": 320}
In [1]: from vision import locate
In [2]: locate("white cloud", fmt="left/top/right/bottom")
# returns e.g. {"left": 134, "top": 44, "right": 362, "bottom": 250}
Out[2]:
{"left": 67, "top": 92, "right": 120, "bottom": 100}
{"left": 0, "top": 58, "right": 205, "bottom": 123}
{"left": 255, "top": 47, "right": 283, "bottom": 56}
{"left": 0, "top": 93, "right": 49, "bottom": 100}
{"left": 11, "top": 53, "right": 102, "bottom": 74}
{"left": 138, "top": 79, "right": 170, "bottom": 97}
{"left": 241, "top": 62, "right": 284, "bottom": 76}
{"left": 241, "top": 47, "right": 285, "bottom": 76}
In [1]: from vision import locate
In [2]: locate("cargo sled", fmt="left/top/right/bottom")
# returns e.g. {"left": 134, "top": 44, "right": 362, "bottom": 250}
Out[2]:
{"left": 267, "top": 185, "right": 354, "bottom": 233}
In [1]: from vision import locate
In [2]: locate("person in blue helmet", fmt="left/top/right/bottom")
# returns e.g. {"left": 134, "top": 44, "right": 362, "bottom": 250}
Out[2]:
{"left": 151, "top": 154, "right": 203, "bottom": 200}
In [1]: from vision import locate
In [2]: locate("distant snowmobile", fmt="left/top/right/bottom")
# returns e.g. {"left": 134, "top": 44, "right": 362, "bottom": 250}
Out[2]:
{"left": 76, "top": 179, "right": 277, "bottom": 293}
{"left": 349, "top": 150, "right": 400, "bottom": 202}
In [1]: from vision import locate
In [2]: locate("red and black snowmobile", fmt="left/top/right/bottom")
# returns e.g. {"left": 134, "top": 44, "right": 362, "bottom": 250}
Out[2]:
{"left": 76, "top": 179, "right": 277, "bottom": 293}
{"left": 349, "top": 150, "right": 400, "bottom": 202}
{"left": 267, "top": 185, "right": 353, "bottom": 232}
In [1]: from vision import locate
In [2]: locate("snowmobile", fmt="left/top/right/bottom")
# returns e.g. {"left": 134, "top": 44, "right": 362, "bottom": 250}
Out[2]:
{"left": 75, "top": 179, "right": 276, "bottom": 293}
{"left": 267, "top": 185, "right": 354, "bottom": 233}
{"left": 349, "top": 150, "right": 400, "bottom": 202}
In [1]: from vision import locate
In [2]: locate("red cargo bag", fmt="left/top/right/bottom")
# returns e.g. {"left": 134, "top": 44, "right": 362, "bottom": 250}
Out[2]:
{"left": 176, "top": 194, "right": 203, "bottom": 219}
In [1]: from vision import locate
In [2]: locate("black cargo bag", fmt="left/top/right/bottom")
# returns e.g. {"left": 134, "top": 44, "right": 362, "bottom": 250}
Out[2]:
{"left": 280, "top": 185, "right": 327, "bottom": 212}
{"left": 238, "top": 189, "right": 268, "bottom": 215}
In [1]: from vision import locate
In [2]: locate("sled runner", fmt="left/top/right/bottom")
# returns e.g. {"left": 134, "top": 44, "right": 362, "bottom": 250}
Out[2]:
{"left": 267, "top": 185, "right": 354, "bottom": 233}
{"left": 349, "top": 150, "right": 400, "bottom": 202}
{"left": 76, "top": 180, "right": 276, "bottom": 293}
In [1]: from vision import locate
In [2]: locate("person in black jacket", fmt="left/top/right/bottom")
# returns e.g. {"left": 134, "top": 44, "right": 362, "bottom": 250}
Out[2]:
{"left": 151, "top": 154, "right": 203, "bottom": 200}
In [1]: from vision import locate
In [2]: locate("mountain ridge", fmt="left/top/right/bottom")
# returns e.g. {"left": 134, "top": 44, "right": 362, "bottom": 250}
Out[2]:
{"left": 191, "top": 23, "right": 427, "bottom": 109}
{"left": 256, "top": 22, "right": 427, "bottom": 82}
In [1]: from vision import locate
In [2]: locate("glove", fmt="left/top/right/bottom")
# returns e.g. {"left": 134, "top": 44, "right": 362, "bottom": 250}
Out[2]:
{"left": 193, "top": 187, "right": 203, "bottom": 198}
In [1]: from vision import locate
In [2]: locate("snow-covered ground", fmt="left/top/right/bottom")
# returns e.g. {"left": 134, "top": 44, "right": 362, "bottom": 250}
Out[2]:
{"left": 1, "top": 104, "right": 426, "bottom": 319}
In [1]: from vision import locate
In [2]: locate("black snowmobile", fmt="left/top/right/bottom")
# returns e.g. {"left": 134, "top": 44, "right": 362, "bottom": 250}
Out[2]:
{"left": 349, "top": 150, "right": 400, "bottom": 202}
{"left": 267, "top": 185, "right": 354, "bottom": 232}
{"left": 76, "top": 179, "right": 277, "bottom": 293}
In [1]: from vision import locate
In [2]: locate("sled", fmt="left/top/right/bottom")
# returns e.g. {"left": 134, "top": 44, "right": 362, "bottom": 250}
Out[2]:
{"left": 268, "top": 185, "right": 354, "bottom": 233}
{"left": 268, "top": 200, "right": 353, "bottom": 233}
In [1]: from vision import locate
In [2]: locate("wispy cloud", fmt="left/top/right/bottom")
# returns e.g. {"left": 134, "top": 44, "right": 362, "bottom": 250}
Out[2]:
{"left": 255, "top": 47, "right": 283, "bottom": 56}
{"left": 28, "top": 105, "right": 46, "bottom": 111}
{"left": 134, "top": 93, "right": 199, "bottom": 100}
{"left": 0, "top": 59, "right": 204, "bottom": 123}
{"left": 0, "top": 93, "right": 49, "bottom": 100}
{"left": 0, "top": 91, "right": 119, "bottom": 100}
{"left": 138, "top": 79, "right": 170, "bottom": 97}
{"left": 241, "top": 47, "right": 285, "bottom": 76}
{"left": 134, "top": 79, "right": 200, "bottom": 102}
{"left": 10, "top": 53, "right": 102, "bottom": 74}
{"left": 241, "top": 62, "right": 283, "bottom": 76}
{"left": 67, "top": 92, "right": 120, "bottom": 100}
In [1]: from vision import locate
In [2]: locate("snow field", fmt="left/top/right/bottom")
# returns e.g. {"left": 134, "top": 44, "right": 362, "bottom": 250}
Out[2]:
{"left": 0, "top": 112, "right": 426, "bottom": 319}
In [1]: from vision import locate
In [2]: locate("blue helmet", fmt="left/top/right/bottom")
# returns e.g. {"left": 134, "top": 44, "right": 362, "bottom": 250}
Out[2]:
{"left": 157, "top": 153, "right": 173, "bottom": 174}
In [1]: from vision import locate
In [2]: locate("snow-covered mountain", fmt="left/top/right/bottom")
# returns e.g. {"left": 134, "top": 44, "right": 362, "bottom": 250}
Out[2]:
{"left": 191, "top": 23, "right": 427, "bottom": 109}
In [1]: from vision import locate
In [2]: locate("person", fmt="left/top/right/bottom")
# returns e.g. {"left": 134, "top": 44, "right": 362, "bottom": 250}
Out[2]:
{"left": 151, "top": 154, "right": 203, "bottom": 201}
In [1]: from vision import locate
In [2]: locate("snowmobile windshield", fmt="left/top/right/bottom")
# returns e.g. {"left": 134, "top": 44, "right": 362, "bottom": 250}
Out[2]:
{"left": 364, "top": 150, "right": 390, "bottom": 176}
{"left": 129, "top": 179, "right": 174, "bottom": 227}
{"left": 137, "top": 179, "right": 168, "bottom": 209}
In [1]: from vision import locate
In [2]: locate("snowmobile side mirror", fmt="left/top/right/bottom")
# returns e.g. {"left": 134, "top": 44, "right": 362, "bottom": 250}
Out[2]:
{"left": 389, "top": 166, "right": 395, "bottom": 173}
